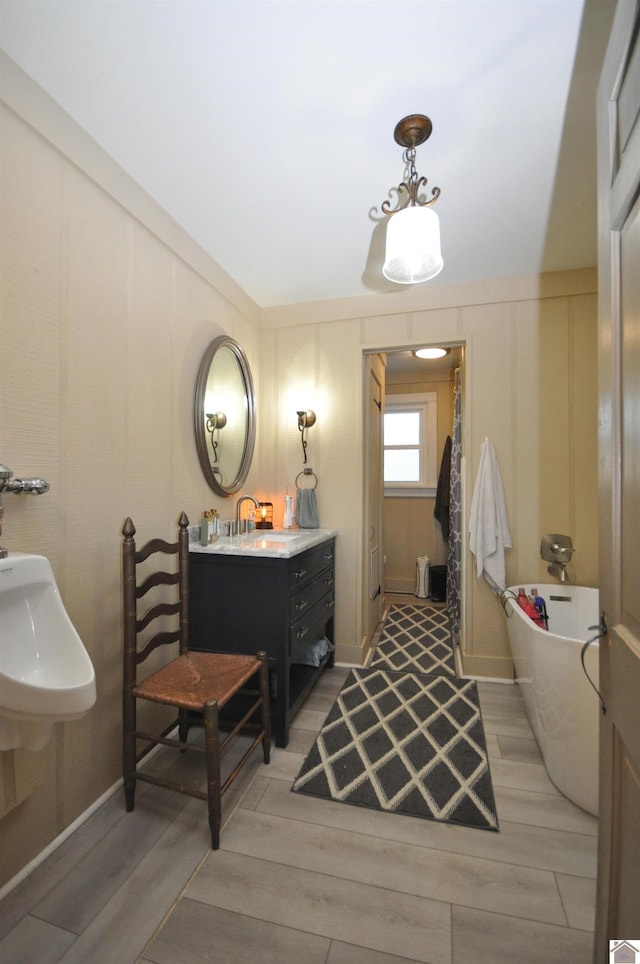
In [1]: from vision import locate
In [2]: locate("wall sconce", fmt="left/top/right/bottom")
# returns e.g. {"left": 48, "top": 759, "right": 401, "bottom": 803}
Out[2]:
{"left": 297, "top": 409, "right": 316, "bottom": 463}
{"left": 205, "top": 411, "right": 227, "bottom": 463}
{"left": 381, "top": 114, "right": 443, "bottom": 285}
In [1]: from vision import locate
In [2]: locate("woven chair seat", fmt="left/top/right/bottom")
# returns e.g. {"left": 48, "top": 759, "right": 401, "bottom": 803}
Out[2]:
{"left": 134, "top": 651, "right": 263, "bottom": 712}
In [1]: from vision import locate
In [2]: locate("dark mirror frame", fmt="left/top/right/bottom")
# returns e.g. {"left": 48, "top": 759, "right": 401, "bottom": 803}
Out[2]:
{"left": 193, "top": 335, "right": 256, "bottom": 497}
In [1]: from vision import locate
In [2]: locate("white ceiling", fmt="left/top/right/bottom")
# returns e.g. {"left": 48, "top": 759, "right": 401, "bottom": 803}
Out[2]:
{"left": 1, "top": 0, "right": 614, "bottom": 308}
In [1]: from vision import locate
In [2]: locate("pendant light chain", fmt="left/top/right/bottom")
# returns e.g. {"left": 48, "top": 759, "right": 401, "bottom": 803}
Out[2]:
{"left": 404, "top": 147, "right": 419, "bottom": 206}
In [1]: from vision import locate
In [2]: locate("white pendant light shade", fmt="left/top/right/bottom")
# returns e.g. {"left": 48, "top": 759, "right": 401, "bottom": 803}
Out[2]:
{"left": 383, "top": 205, "right": 443, "bottom": 284}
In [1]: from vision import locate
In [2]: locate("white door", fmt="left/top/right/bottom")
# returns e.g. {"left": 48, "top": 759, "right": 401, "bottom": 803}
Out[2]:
{"left": 594, "top": 0, "right": 640, "bottom": 953}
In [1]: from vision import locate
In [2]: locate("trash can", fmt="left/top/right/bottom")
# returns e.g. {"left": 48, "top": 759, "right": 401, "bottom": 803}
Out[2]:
{"left": 430, "top": 565, "right": 447, "bottom": 602}
{"left": 415, "top": 556, "right": 430, "bottom": 598}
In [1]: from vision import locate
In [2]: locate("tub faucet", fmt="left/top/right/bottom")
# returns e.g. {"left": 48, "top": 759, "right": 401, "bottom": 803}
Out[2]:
{"left": 540, "top": 533, "right": 574, "bottom": 584}
{"left": 235, "top": 495, "right": 259, "bottom": 534}
{"left": 547, "top": 562, "right": 570, "bottom": 583}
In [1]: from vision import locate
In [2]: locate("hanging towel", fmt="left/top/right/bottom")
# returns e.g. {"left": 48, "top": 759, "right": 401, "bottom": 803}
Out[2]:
{"left": 296, "top": 488, "right": 319, "bottom": 528}
{"left": 434, "top": 434, "right": 452, "bottom": 542}
{"left": 469, "top": 438, "right": 512, "bottom": 590}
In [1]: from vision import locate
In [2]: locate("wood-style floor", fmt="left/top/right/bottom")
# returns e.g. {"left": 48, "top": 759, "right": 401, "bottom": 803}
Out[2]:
{"left": 0, "top": 606, "right": 597, "bottom": 963}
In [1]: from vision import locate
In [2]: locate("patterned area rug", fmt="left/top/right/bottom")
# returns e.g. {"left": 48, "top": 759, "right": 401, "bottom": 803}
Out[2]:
{"left": 369, "top": 603, "right": 456, "bottom": 676}
{"left": 292, "top": 667, "right": 498, "bottom": 831}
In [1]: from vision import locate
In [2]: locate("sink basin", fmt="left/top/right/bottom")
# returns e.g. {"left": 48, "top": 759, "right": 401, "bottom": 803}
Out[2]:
{"left": 0, "top": 553, "right": 97, "bottom": 750}
{"left": 241, "top": 530, "right": 300, "bottom": 541}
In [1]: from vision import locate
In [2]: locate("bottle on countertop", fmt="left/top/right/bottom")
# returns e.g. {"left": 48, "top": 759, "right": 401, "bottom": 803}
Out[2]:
{"left": 199, "top": 517, "right": 209, "bottom": 546}
{"left": 283, "top": 495, "right": 294, "bottom": 528}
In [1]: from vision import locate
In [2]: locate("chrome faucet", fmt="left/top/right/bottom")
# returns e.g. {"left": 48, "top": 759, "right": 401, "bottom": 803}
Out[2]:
{"left": 235, "top": 495, "right": 260, "bottom": 534}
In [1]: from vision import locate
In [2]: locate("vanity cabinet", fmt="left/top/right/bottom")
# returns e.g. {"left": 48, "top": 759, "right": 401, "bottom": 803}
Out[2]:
{"left": 189, "top": 537, "right": 335, "bottom": 747}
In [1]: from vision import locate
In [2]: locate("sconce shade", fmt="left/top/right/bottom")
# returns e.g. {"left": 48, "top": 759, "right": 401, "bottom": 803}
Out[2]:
{"left": 383, "top": 206, "right": 443, "bottom": 284}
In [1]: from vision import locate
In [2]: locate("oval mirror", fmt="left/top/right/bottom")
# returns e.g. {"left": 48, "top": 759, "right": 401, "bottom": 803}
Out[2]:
{"left": 194, "top": 336, "right": 256, "bottom": 496}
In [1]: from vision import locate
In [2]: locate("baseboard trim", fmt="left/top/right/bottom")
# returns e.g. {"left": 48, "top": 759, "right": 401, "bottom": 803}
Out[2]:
{"left": 0, "top": 734, "right": 173, "bottom": 903}
{"left": 0, "top": 777, "right": 123, "bottom": 903}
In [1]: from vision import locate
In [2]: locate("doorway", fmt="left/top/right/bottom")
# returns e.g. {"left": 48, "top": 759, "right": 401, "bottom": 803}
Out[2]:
{"left": 362, "top": 344, "right": 465, "bottom": 643}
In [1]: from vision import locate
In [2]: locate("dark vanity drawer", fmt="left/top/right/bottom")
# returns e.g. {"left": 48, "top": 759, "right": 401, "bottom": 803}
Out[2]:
{"left": 289, "top": 565, "right": 334, "bottom": 623}
{"left": 288, "top": 540, "right": 335, "bottom": 591}
{"left": 290, "top": 587, "right": 335, "bottom": 651}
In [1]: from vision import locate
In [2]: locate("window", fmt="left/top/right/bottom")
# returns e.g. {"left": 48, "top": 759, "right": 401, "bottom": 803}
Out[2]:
{"left": 384, "top": 392, "right": 438, "bottom": 497}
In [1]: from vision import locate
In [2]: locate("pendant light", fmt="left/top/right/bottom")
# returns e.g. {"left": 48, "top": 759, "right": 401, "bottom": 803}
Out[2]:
{"left": 381, "top": 114, "right": 443, "bottom": 285}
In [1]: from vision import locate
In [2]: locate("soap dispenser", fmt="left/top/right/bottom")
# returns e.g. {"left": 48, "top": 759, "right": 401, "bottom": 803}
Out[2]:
{"left": 283, "top": 495, "right": 294, "bottom": 528}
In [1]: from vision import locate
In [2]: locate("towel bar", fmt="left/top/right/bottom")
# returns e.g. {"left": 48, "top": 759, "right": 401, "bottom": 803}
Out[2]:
{"left": 295, "top": 468, "right": 318, "bottom": 490}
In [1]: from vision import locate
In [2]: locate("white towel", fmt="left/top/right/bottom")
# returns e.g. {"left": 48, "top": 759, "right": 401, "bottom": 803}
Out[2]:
{"left": 469, "top": 439, "right": 512, "bottom": 590}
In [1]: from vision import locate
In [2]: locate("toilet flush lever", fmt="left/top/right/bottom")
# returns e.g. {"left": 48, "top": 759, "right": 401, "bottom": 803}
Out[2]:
{"left": 3, "top": 477, "right": 50, "bottom": 494}
{"left": 0, "top": 465, "right": 50, "bottom": 495}
{"left": 0, "top": 464, "right": 50, "bottom": 559}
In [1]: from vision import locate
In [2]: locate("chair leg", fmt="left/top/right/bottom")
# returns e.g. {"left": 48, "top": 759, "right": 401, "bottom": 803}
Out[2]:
{"left": 123, "top": 692, "right": 137, "bottom": 811}
{"left": 178, "top": 706, "right": 190, "bottom": 747}
{"left": 203, "top": 699, "right": 221, "bottom": 850}
{"left": 257, "top": 651, "right": 271, "bottom": 764}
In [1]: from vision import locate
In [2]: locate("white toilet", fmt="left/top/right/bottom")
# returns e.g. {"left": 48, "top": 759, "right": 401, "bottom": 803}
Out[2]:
{"left": 0, "top": 553, "right": 96, "bottom": 750}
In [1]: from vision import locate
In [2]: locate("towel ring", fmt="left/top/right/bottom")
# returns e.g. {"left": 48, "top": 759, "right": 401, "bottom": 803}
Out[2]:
{"left": 295, "top": 468, "right": 318, "bottom": 490}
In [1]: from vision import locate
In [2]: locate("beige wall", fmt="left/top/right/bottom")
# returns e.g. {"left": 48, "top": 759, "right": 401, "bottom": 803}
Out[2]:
{"left": 384, "top": 365, "right": 456, "bottom": 593}
{"left": 0, "top": 55, "right": 598, "bottom": 889}
{"left": 0, "top": 60, "right": 262, "bottom": 887}
{"left": 260, "top": 275, "right": 599, "bottom": 678}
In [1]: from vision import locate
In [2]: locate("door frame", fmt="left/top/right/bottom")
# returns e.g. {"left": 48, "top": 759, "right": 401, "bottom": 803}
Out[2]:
{"left": 362, "top": 342, "right": 466, "bottom": 644}
{"left": 594, "top": 0, "right": 640, "bottom": 951}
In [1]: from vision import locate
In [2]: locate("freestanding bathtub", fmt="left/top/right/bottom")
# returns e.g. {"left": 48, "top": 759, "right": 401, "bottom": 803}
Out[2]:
{"left": 503, "top": 584, "right": 600, "bottom": 816}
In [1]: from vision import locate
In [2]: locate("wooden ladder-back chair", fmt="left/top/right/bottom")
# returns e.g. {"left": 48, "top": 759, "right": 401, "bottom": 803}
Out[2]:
{"left": 122, "top": 511, "right": 270, "bottom": 849}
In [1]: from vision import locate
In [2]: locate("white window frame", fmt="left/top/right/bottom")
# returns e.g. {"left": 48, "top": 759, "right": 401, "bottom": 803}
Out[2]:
{"left": 384, "top": 392, "right": 438, "bottom": 497}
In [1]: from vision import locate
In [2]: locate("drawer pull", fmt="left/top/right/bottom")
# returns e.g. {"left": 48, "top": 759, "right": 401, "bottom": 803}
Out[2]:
{"left": 322, "top": 552, "right": 334, "bottom": 561}
{"left": 325, "top": 599, "right": 335, "bottom": 609}
{"left": 296, "top": 626, "right": 309, "bottom": 639}
{"left": 294, "top": 568, "right": 308, "bottom": 580}
{"left": 324, "top": 576, "right": 334, "bottom": 586}
{"left": 295, "top": 599, "right": 309, "bottom": 613}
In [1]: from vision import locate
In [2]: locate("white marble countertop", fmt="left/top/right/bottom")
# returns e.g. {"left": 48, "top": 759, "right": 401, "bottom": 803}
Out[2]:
{"left": 189, "top": 527, "right": 337, "bottom": 559}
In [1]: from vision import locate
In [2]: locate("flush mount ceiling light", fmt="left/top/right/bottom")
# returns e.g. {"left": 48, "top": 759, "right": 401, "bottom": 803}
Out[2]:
{"left": 381, "top": 114, "right": 443, "bottom": 285}
{"left": 413, "top": 347, "right": 450, "bottom": 360}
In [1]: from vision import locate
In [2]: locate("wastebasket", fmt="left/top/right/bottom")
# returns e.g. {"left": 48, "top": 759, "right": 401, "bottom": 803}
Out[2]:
{"left": 430, "top": 565, "right": 447, "bottom": 602}
{"left": 415, "top": 556, "right": 430, "bottom": 598}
